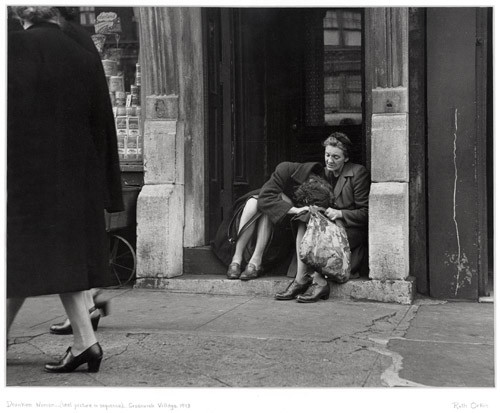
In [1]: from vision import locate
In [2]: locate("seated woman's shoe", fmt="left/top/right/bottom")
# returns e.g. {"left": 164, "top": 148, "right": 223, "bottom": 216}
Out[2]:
{"left": 49, "top": 308, "right": 101, "bottom": 335}
{"left": 240, "top": 263, "right": 263, "bottom": 281}
{"left": 226, "top": 262, "right": 242, "bottom": 280}
{"left": 296, "top": 282, "right": 330, "bottom": 303}
{"left": 44, "top": 342, "right": 103, "bottom": 373}
{"left": 275, "top": 279, "right": 312, "bottom": 300}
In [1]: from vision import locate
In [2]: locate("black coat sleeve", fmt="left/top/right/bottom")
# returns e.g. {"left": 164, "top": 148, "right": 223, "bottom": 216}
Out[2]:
{"left": 257, "top": 162, "right": 296, "bottom": 224}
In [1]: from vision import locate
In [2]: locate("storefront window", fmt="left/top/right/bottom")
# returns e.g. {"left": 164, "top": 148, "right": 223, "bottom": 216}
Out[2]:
{"left": 83, "top": 7, "right": 142, "bottom": 165}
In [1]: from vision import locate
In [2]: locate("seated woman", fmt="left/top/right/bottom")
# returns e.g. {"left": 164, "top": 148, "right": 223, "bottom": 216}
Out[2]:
{"left": 274, "top": 133, "right": 370, "bottom": 302}
{"left": 218, "top": 132, "right": 369, "bottom": 297}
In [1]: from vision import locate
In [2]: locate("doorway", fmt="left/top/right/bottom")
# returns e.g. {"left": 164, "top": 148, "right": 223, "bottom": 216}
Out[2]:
{"left": 205, "top": 8, "right": 366, "bottom": 244}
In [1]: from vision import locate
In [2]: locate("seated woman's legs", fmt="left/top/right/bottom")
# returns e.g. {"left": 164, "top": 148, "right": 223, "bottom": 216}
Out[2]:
{"left": 295, "top": 270, "right": 330, "bottom": 303}
{"left": 239, "top": 213, "right": 272, "bottom": 280}
{"left": 294, "top": 222, "right": 309, "bottom": 283}
{"left": 275, "top": 222, "right": 313, "bottom": 300}
{"left": 275, "top": 222, "right": 330, "bottom": 302}
{"left": 231, "top": 198, "right": 258, "bottom": 264}
{"left": 227, "top": 197, "right": 259, "bottom": 279}
{"left": 248, "top": 213, "right": 271, "bottom": 268}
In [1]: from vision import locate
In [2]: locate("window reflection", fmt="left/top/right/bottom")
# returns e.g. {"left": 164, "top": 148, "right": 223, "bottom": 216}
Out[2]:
{"left": 323, "top": 9, "right": 362, "bottom": 126}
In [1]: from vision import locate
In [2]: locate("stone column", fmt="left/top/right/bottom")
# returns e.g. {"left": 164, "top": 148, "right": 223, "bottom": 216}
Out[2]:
{"left": 365, "top": 8, "right": 415, "bottom": 302}
{"left": 135, "top": 8, "right": 185, "bottom": 286}
{"left": 135, "top": 8, "right": 205, "bottom": 287}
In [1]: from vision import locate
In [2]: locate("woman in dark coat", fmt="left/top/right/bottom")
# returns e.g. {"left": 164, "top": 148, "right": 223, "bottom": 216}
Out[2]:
{"left": 274, "top": 133, "right": 370, "bottom": 302}
{"left": 7, "top": 6, "right": 123, "bottom": 372}
{"left": 47, "top": 6, "right": 123, "bottom": 336}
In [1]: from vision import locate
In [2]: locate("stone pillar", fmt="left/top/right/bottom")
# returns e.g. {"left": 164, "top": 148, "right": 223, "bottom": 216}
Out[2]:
{"left": 135, "top": 8, "right": 185, "bottom": 286}
{"left": 136, "top": 95, "right": 184, "bottom": 284}
{"left": 135, "top": 8, "right": 205, "bottom": 286}
{"left": 366, "top": 8, "right": 415, "bottom": 302}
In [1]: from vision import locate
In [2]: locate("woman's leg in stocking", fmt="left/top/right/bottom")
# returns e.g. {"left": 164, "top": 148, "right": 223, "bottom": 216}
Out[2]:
{"left": 294, "top": 222, "right": 311, "bottom": 284}
{"left": 83, "top": 290, "right": 95, "bottom": 311}
{"left": 231, "top": 197, "right": 259, "bottom": 265}
{"left": 59, "top": 291, "right": 97, "bottom": 356}
{"left": 248, "top": 213, "right": 272, "bottom": 268}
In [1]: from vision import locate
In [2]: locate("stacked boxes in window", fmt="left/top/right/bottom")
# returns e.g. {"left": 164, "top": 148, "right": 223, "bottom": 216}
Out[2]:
{"left": 116, "top": 116, "right": 127, "bottom": 161}
{"left": 108, "top": 62, "right": 142, "bottom": 162}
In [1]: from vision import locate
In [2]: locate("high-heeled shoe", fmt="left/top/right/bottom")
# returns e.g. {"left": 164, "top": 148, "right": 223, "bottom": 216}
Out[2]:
{"left": 49, "top": 307, "right": 101, "bottom": 335}
{"left": 226, "top": 262, "right": 242, "bottom": 280}
{"left": 240, "top": 263, "right": 263, "bottom": 281}
{"left": 44, "top": 342, "right": 103, "bottom": 373}
{"left": 275, "top": 279, "right": 312, "bottom": 300}
{"left": 296, "top": 282, "right": 330, "bottom": 303}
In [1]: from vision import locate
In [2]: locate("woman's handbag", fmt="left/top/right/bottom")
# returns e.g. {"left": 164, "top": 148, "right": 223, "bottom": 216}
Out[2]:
{"left": 299, "top": 206, "right": 351, "bottom": 283}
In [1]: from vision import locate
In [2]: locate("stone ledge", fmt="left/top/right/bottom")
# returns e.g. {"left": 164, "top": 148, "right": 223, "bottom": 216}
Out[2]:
{"left": 333, "top": 277, "right": 416, "bottom": 304}
{"left": 134, "top": 275, "right": 416, "bottom": 304}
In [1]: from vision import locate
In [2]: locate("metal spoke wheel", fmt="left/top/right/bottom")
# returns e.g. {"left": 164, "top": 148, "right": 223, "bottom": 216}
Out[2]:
{"left": 109, "top": 234, "right": 136, "bottom": 287}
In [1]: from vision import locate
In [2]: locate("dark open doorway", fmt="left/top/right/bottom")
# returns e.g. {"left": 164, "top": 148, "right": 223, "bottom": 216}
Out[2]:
{"left": 205, "top": 8, "right": 366, "bottom": 244}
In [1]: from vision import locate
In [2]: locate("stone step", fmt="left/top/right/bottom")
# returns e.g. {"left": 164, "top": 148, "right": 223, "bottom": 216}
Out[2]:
{"left": 183, "top": 246, "right": 226, "bottom": 275}
{"left": 183, "top": 246, "right": 291, "bottom": 276}
{"left": 134, "top": 274, "right": 416, "bottom": 304}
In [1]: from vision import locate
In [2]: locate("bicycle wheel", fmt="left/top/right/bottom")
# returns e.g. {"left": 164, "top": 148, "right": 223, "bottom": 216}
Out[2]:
{"left": 109, "top": 234, "right": 136, "bottom": 286}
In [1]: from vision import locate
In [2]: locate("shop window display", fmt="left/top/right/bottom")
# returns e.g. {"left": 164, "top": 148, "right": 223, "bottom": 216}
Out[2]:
{"left": 86, "top": 7, "right": 142, "bottom": 164}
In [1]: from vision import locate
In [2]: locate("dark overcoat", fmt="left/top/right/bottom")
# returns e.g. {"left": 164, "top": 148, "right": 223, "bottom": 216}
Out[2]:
{"left": 7, "top": 22, "right": 122, "bottom": 297}
{"left": 59, "top": 19, "right": 123, "bottom": 212}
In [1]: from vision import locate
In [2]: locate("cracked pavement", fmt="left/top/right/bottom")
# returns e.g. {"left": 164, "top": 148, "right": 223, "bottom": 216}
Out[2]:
{"left": 5, "top": 289, "right": 494, "bottom": 388}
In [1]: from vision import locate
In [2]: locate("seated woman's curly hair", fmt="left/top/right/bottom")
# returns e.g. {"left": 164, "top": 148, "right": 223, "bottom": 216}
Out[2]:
{"left": 11, "top": 6, "right": 59, "bottom": 24}
{"left": 323, "top": 132, "right": 352, "bottom": 159}
{"left": 294, "top": 174, "right": 334, "bottom": 208}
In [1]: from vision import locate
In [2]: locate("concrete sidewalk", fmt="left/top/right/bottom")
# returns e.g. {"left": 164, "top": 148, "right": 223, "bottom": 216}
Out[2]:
{"left": 6, "top": 285, "right": 494, "bottom": 388}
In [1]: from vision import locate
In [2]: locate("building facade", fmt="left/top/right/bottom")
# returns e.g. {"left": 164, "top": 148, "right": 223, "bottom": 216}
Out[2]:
{"left": 119, "top": 7, "right": 492, "bottom": 303}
